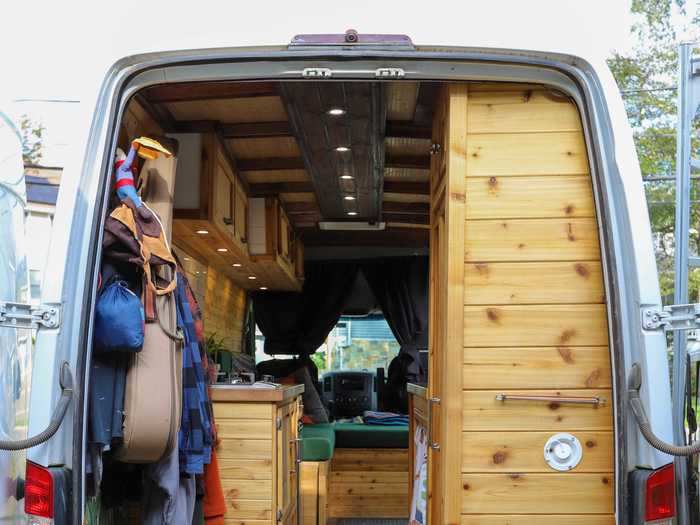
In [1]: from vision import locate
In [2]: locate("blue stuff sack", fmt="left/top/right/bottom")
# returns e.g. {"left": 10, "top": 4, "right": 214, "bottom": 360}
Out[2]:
{"left": 94, "top": 280, "right": 144, "bottom": 353}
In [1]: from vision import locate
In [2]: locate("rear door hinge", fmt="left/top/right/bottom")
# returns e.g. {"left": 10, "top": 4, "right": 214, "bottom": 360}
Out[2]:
{"left": 375, "top": 67, "right": 405, "bottom": 78}
{"left": 0, "top": 302, "right": 60, "bottom": 329}
{"left": 642, "top": 304, "right": 700, "bottom": 331}
{"left": 276, "top": 416, "right": 282, "bottom": 430}
{"left": 301, "top": 67, "right": 333, "bottom": 78}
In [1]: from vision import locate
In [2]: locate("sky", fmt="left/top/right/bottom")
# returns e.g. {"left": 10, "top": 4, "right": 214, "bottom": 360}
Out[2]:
{"left": 0, "top": 0, "right": 693, "bottom": 167}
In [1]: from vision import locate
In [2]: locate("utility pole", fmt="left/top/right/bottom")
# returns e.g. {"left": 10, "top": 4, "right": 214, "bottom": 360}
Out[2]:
{"left": 673, "top": 41, "right": 700, "bottom": 525}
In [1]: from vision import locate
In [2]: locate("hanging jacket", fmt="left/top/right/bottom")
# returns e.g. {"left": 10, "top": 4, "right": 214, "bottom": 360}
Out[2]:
{"left": 174, "top": 273, "right": 213, "bottom": 475}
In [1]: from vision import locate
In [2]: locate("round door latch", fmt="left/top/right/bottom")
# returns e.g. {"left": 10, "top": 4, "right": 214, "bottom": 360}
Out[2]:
{"left": 544, "top": 433, "right": 583, "bottom": 471}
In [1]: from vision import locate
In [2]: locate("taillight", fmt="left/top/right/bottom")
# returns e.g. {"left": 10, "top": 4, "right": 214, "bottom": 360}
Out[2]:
{"left": 646, "top": 463, "right": 676, "bottom": 523}
{"left": 24, "top": 461, "right": 54, "bottom": 519}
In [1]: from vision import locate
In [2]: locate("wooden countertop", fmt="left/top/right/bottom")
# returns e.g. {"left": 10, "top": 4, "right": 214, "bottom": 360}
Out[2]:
{"left": 407, "top": 383, "right": 427, "bottom": 398}
{"left": 210, "top": 384, "right": 305, "bottom": 403}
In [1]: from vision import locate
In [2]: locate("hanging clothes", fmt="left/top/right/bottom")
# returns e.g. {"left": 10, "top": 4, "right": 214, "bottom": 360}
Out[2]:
{"left": 174, "top": 272, "right": 213, "bottom": 475}
{"left": 202, "top": 449, "right": 226, "bottom": 525}
{"left": 142, "top": 442, "right": 196, "bottom": 525}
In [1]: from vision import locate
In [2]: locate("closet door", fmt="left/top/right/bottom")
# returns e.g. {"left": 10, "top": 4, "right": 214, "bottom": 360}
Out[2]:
{"left": 455, "top": 81, "right": 613, "bottom": 524}
{"left": 426, "top": 84, "right": 467, "bottom": 525}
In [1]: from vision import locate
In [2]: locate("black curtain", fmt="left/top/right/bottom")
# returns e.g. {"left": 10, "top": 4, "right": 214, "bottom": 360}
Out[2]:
{"left": 252, "top": 261, "right": 359, "bottom": 356}
{"left": 362, "top": 256, "right": 429, "bottom": 412}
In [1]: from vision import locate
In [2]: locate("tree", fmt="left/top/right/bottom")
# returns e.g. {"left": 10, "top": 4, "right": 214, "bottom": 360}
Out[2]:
{"left": 19, "top": 114, "right": 45, "bottom": 166}
{"left": 607, "top": 0, "right": 700, "bottom": 300}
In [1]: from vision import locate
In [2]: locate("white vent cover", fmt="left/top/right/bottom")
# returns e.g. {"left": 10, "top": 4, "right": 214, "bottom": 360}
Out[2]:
{"left": 543, "top": 433, "right": 583, "bottom": 471}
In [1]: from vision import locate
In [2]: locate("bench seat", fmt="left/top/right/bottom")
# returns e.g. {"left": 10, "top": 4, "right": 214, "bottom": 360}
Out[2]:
{"left": 332, "top": 422, "right": 409, "bottom": 449}
{"left": 301, "top": 423, "right": 336, "bottom": 461}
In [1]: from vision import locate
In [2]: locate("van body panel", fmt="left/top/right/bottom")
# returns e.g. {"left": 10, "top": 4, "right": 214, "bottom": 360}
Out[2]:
{"left": 0, "top": 111, "right": 31, "bottom": 522}
{"left": 18, "top": 44, "right": 671, "bottom": 524}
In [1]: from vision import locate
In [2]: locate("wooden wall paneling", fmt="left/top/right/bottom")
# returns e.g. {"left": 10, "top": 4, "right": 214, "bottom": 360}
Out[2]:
{"left": 467, "top": 92, "right": 581, "bottom": 134}
{"left": 464, "top": 261, "right": 604, "bottom": 305}
{"left": 463, "top": 304, "right": 609, "bottom": 347}
{"left": 465, "top": 175, "right": 595, "bottom": 220}
{"left": 301, "top": 462, "right": 319, "bottom": 525}
{"left": 461, "top": 389, "right": 613, "bottom": 432}
{"left": 462, "top": 346, "right": 612, "bottom": 390}
{"left": 328, "top": 449, "right": 409, "bottom": 519}
{"left": 462, "top": 431, "right": 614, "bottom": 473}
{"left": 460, "top": 473, "right": 614, "bottom": 514}
{"left": 464, "top": 218, "right": 601, "bottom": 262}
{"left": 460, "top": 82, "right": 613, "bottom": 522}
{"left": 467, "top": 131, "right": 589, "bottom": 176}
{"left": 461, "top": 516, "right": 615, "bottom": 525}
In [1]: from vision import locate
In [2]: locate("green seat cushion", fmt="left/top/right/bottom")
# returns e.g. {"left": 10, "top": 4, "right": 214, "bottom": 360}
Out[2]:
{"left": 333, "top": 422, "right": 408, "bottom": 449}
{"left": 301, "top": 423, "right": 336, "bottom": 461}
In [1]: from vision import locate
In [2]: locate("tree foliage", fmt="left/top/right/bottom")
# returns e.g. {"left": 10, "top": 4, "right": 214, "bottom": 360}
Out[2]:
{"left": 19, "top": 114, "right": 45, "bottom": 166}
{"left": 608, "top": 0, "right": 700, "bottom": 300}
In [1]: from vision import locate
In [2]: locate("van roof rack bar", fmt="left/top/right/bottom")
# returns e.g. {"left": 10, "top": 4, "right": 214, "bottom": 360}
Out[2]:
{"left": 289, "top": 30, "right": 415, "bottom": 50}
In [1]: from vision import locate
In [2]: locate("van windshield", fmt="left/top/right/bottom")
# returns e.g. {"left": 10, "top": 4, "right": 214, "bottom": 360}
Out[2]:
{"left": 255, "top": 315, "right": 400, "bottom": 373}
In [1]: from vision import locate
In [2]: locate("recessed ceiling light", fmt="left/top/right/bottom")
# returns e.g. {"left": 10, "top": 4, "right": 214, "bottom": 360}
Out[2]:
{"left": 248, "top": 275, "right": 257, "bottom": 280}
{"left": 216, "top": 248, "right": 228, "bottom": 253}
{"left": 344, "top": 195, "right": 356, "bottom": 201}
{"left": 232, "top": 263, "right": 242, "bottom": 267}
{"left": 347, "top": 211, "right": 358, "bottom": 216}
{"left": 196, "top": 230, "right": 209, "bottom": 235}
{"left": 335, "top": 146, "right": 350, "bottom": 153}
{"left": 327, "top": 108, "right": 346, "bottom": 116}
{"left": 260, "top": 286, "right": 268, "bottom": 290}
{"left": 183, "top": 257, "right": 191, "bottom": 261}
{"left": 340, "top": 174, "right": 354, "bottom": 180}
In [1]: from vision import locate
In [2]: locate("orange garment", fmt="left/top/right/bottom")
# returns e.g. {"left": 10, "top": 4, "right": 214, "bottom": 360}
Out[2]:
{"left": 203, "top": 448, "right": 226, "bottom": 525}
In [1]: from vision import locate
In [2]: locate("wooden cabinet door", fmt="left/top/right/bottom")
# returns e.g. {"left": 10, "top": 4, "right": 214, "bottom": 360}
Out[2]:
{"left": 234, "top": 177, "right": 248, "bottom": 249}
{"left": 276, "top": 401, "right": 299, "bottom": 523}
{"left": 212, "top": 154, "right": 234, "bottom": 238}
{"left": 426, "top": 85, "right": 467, "bottom": 525}
{"left": 278, "top": 206, "right": 293, "bottom": 264}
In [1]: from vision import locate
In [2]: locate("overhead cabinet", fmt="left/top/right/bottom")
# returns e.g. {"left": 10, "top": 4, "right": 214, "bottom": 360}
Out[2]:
{"left": 172, "top": 133, "right": 303, "bottom": 291}
{"left": 248, "top": 196, "right": 304, "bottom": 291}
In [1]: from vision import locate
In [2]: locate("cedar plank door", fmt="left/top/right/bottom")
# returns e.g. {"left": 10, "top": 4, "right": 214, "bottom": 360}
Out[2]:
{"left": 429, "top": 84, "right": 613, "bottom": 524}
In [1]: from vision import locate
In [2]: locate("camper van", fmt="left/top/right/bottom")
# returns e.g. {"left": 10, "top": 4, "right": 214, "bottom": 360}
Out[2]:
{"left": 0, "top": 24, "right": 687, "bottom": 525}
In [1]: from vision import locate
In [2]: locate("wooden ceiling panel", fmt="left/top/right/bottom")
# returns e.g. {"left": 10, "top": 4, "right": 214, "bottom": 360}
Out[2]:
{"left": 384, "top": 193, "right": 431, "bottom": 204}
{"left": 165, "top": 96, "right": 288, "bottom": 123}
{"left": 281, "top": 82, "right": 385, "bottom": 221}
{"left": 384, "top": 167, "right": 430, "bottom": 183}
{"left": 244, "top": 169, "right": 309, "bottom": 184}
{"left": 279, "top": 192, "right": 317, "bottom": 203}
{"left": 386, "top": 82, "right": 419, "bottom": 121}
{"left": 385, "top": 136, "right": 431, "bottom": 157}
{"left": 144, "top": 81, "right": 278, "bottom": 103}
{"left": 227, "top": 136, "right": 301, "bottom": 159}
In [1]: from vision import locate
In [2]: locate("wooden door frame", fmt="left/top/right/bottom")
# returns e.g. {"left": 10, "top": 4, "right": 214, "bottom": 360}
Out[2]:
{"left": 428, "top": 84, "right": 467, "bottom": 525}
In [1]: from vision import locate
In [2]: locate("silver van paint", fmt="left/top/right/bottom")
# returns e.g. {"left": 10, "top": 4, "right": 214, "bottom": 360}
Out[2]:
{"left": 0, "top": 111, "right": 31, "bottom": 523}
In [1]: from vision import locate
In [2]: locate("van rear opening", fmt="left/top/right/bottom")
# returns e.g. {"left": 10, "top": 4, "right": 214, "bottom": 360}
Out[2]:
{"left": 77, "top": 74, "right": 620, "bottom": 525}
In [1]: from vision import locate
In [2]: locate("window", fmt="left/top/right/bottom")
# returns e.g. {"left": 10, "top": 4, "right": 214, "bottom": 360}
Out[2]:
{"left": 314, "top": 315, "right": 399, "bottom": 372}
